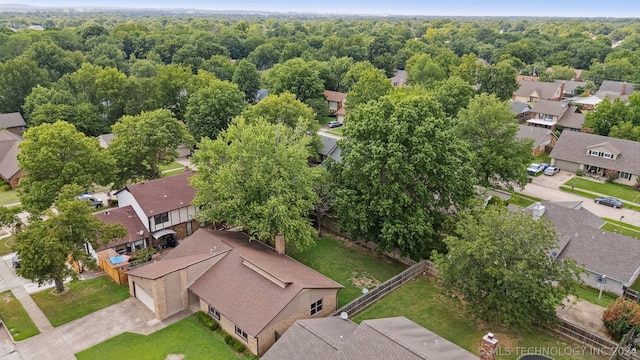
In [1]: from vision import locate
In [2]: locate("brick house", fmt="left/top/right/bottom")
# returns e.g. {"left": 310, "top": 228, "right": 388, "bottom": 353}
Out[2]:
{"left": 0, "top": 112, "right": 26, "bottom": 136}
{"left": 323, "top": 90, "right": 346, "bottom": 115}
{"left": 513, "top": 80, "right": 564, "bottom": 103}
{"left": 126, "top": 228, "right": 342, "bottom": 356}
{"left": 93, "top": 206, "right": 151, "bottom": 255}
{"left": 0, "top": 130, "right": 23, "bottom": 189}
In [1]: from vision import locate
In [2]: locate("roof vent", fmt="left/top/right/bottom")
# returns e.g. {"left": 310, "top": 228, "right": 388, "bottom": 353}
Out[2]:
{"left": 532, "top": 202, "right": 546, "bottom": 220}
{"left": 340, "top": 312, "right": 348, "bottom": 320}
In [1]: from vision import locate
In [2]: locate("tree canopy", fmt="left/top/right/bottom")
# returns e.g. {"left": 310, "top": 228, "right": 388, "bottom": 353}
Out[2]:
{"left": 190, "top": 117, "right": 322, "bottom": 251}
{"left": 434, "top": 205, "right": 582, "bottom": 326}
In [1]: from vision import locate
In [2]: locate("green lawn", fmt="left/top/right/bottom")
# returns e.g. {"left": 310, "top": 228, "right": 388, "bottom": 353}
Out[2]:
{"left": 0, "top": 235, "right": 16, "bottom": 256}
{"left": 326, "top": 127, "right": 344, "bottom": 136}
{"left": 601, "top": 223, "right": 640, "bottom": 239}
{"left": 0, "top": 290, "right": 40, "bottom": 340}
{"left": 565, "top": 178, "right": 640, "bottom": 205}
{"left": 159, "top": 161, "right": 184, "bottom": 172}
{"left": 506, "top": 195, "right": 535, "bottom": 208}
{"left": 534, "top": 153, "right": 551, "bottom": 164}
{"left": 31, "top": 276, "right": 130, "bottom": 327}
{"left": 319, "top": 116, "right": 334, "bottom": 125}
{"left": 559, "top": 185, "right": 640, "bottom": 212}
{"left": 290, "top": 237, "right": 407, "bottom": 307}
{"left": 76, "top": 315, "right": 255, "bottom": 360}
{"left": 354, "top": 278, "right": 606, "bottom": 360}
{"left": 162, "top": 168, "right": 185, "bottom": 177}
{"left": 0, "top": 189, "right": 19, "bottom": 206}
{"left": 572, "top": 285, "right": 617, "bottom": 308}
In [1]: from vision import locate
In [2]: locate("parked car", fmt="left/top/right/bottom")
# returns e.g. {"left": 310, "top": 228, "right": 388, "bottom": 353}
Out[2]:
{"left": 328, "top": 121, "right": 343, "bottom": 128}
{"left": 76, "top": 194, "right": 103, "bottom": 208}
{"left": 12, "top": 254, "right": 20, "bottom": 269}
{"left": 543, "top": 166, "right": 560, "bottom": 176}
{"left": 594, "top": 197, "right": 623, "bottom": 208}
{"left": 527, "top": 163, "right": 545, "bottom": 175}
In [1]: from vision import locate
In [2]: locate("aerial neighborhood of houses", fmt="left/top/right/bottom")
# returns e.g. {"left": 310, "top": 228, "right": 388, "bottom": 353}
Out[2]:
{"left": 5, "top": 12, "right": 640, "bottom": 360}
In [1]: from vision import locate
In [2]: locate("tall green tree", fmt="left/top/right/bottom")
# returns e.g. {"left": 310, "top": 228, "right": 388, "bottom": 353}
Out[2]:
{"left": 477, "top": 60, "right": 519, "bottom": 101}
{"left": 263, "top": 58, "right": 324, "bottom": 104}
{"left": 190, "top": 117, "right": 322, "bottom": 250}
{"left": 406, "top": 53, "right": 446, "bottom": 89}
{"left": 456, "top": 93, "right": 533, "bottom": 189}
{"left": 345, "top": 68, "right": 393, "bottom": 110}
{"left": 332, "top": 92, "right": 475, "bottom": 258}
{"left": 232, "top": 59, "right": 261, "bottom": 103}
{"left": 0, "top": 57, "right": 50, "bottom": 113}
{"left": 15, "top": 185, "right": 126, "bottom": 293}
{"left": 109, "top": 109, "right": 194, "bottom": 189}
{"left": 434, "top": 205, "right": 581, "bottom": 326}
{"left": 183, "top": 79, "right": 246, "bottom": 141}
{"left": 17, "top": 121, "right": 115, "bottom": 214}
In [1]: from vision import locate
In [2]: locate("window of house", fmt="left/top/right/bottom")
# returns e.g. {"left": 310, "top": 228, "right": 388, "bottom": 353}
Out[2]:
{"left": 545, "top": 114, "right": 553, "bottom": 121}
{"left": 235, "top": 326, "right": 248, "bottom": 342}
{"left": 208, "top": 305, "right": 220, "bottom": 320}
{"left": 538, "top": 113, "right": 544, "bottom": 119}
{"left": 619, "top": 171, "right": 632, "bottom": 181}
{"left": 310, "top": 299, "right": 323, "bottom": 316}
{"left": 126, "top": 239, "right": 145, "bottom": 253}
{"left": 154, "top": 212, "right": 169, "bottom": 224}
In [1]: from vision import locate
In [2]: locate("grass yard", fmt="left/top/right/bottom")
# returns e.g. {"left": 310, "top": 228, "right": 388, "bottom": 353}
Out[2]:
{"left": 158, "top": 161, "right": 184, "bottom": 172}
{"left": 565, "top": 178, "right": 640, "bottom": 205}
{"left": 32, "top": 276, "right": 130, "bottom": 327}
{"left": 507, "top": 195, "right": 536, "bottom": 208}
{"left": 572, "top": 285, "right": 617, "bottom": 308}
{"left": 162, "top": 168, "right": 185, "bottom": 177}
{"left": 319, "top": 116, "right": 334, "bottom": 125}
{"left": 290, "top": 237, "right": 407, "bottom": 307}
{"left": 76, "top": 315, "right": 255, "bottom": 360}
{"left": 0, "top": 290, "right": 40, "bottom": 340}
{"left": 0, "top": 189, "right": 19, "bottom": 206}
{"left": 326, "top": 127, "right": 344, "bottom": 136}
{"left": 354, "top": 278, "right": 606, "bottom": 360}
{"left": 601, "top": 223, "right": 640, "bottom": 239}
{"left": 0, "top": 235, "right": 16, "bottom": 256}
{"left": 533, "top": 153, "right": 551, "bottom": 164}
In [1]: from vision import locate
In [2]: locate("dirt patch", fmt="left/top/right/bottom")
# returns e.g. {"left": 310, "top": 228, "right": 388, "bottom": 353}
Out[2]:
{"left": 1, "top": 293, "right": 12, "bottom": 303}
{"left": 349, "top": 271, "right": 380, "bottom": 289}
{"left": 165, "top": 354, "right": 185, "bottom": 360}
{"left": 557, "top": 295, "right": 609, "bottom": 338}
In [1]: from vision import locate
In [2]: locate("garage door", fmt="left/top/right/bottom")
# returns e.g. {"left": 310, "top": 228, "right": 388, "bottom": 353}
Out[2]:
{"left": 134, "top": 283, "right": 155, "bottom": 312}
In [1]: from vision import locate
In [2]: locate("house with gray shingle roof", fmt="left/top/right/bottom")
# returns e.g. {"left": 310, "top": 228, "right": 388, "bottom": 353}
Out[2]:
{"left": 0, "top": 129, "right": 23, "bottom": 189}
{"left": 510, "top": 100, "right": 531, "bottom": 123}
{"left": 513, "top": 80, "right": 564, "bottom": 103}
{"left": 126, "top": 228, "right": 342, "bottom": 356}
{"left": 550, "top": 131, "right": 640, "bottom": 186}
{"left": 262, "top": 316, "right": 478, "bottom": 360}
{"left": 527, "top": 100, "right": 570, "bottom": 129}
{"left": 556, "top": 106, "right": 585, "bottom": 132}
{"left": 318, "top": 133, "right": 342, "bottom": 163}
{"left": 597, "top": 80, "right": 634, "bottom": 97}
{"left": 516, "top": 125, "right": 557, "bottom": 156}
{"left": 0, "top": 112, "right": 26, "bottom": 136}
{"left": 524, "top": 201, "right": 640, "bottom": 294}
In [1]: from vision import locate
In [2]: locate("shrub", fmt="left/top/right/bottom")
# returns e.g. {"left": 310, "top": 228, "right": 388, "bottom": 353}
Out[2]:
{"left": 576, "top": 169, "right": 584, "bottom": 176}
{"left": 603, "top": 297, "right": 640, "bottom": 340}
{"left": 224, "top": 334, "right": 233, "bottom": 344}
{"left": 232, "top": 340, "right": 245, "bottom": 353}
{"left": 0, "top": 184, "right": 10, "bottom": 192}
{"left": 605, "top": 169, "right": 619, "bottom": 183}
{"left": 193, "top": 311, "right": 219, "bottom": 330}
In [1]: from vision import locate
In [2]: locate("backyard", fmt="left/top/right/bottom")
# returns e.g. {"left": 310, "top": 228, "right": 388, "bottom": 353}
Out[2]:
{"left": 31, "top": 276, "right": 130, "bottom": 326}
{"left": 289, "top": 236, "right": 407, "bottom": 307}
{"left": 0, "top": 290, "right": 39, "bottom": 340}
{"left": 76, "top": 315, "right": 255, "bottom": 360}
{"left": 0, "top": 189, "right": 19, "bottom": 206}
{"left": 0, "top": 235, "right": 15, "bottom": 256}
{"left": 353, "top": 278, "right": 608, "bottom": 360}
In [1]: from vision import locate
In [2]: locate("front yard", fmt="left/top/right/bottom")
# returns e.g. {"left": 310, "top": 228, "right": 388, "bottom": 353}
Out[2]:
{"left": 290, "top": 236, "right": 407, "bottom": 307}
{"left": 31, "top": 276, "right": 130, "bottom": 327}
{"left": 565, "top": 178, "right": 640, "bottom": 205}
{"left": 0, "top": 189, "right": 19, "bottom": 206}
{"left": 0, "top": 290, "right": 40, "bottom": 340}
{"left": 76, "top": 315, "right": 255, "bottom": 360}
{"left": 354, "top": 278, "right": 607, "bottom": 360}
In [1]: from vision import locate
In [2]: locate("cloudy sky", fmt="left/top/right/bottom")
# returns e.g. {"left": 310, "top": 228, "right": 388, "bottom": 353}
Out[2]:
{"left": 4, "top": 0, "right": 639, "bottom": 17}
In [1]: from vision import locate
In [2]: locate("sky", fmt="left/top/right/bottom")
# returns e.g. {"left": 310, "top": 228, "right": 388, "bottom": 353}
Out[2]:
{"left": 3, "top": 1, "right": 640, "bottom": 18}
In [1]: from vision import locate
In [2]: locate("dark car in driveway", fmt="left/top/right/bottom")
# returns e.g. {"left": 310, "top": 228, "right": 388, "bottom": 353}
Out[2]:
{"left": 595, "top": 197, "right": 624, "bottom": 208}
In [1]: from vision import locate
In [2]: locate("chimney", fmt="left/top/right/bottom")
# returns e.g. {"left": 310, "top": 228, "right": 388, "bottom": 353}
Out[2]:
{"left": 480, "top": 333, "right": 498, "bottom": 360}
{"left": 559, "top": 81, "right": 565, "bottom": 99}
{"left": 275, "top": 234, "right": 285, "bottom": 254}
{"left": 621, "top": 82, "right": 627, "bottom": 95}
{"left": 532, "top": 202, "right": 546, "bottom": 220}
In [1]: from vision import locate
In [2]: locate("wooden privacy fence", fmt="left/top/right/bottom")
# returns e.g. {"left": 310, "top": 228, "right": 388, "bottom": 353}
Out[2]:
{"left": 332, "top": 260, "right": 437, "bottom": 317}
{"left": 96, "top": 249, "right": 129, "bottom": 285}
{"left": 622, "top": 286, "right": 640, "bottom": 303}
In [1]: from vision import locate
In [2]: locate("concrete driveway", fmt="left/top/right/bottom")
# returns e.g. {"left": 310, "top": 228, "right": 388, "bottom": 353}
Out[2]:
{"left": 521, "top": 171, "right": 640, "bottom": 228}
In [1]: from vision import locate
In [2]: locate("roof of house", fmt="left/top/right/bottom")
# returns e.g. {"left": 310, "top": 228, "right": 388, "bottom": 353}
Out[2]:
{"left": 550, "top": 131, "right": 640, "bottom": 175}
{"left": 510, "top": 101, "right": 531, "bottom": 115}
{"left": 262, "top": 316, "right": 477, "bottom": 360}
{"left": 557, "top": 106, "right": 585, "bottom": 130}
{"left": 0, "top": 130, "right": 22, "bottom": 181}
{"left": 554, "top": 80, "right": 584, "bottom": 93}
{"left": 127, "top": 252, "right": 218, "bottom": 279}
{"left": 166, "top": 229, "right": 343, "bottom": 337}
{"left": 0, "top": 112, "right": 26, "bottom": 129}
{"left": 93, "top": 206, "right": 151, "bottom": 249}
{"left": 97, "top": 133, "right": 116, "bottom": 148}
{"left": 323, "top": 90, "right": 347, "bottom": 103}
{"left": 526, "top": 201, "right": 640, "bottom": 283}
{"left": 598, "top": 80, "right": 634, "bottom": 96}
{"left": 530, "top": 99, "right": 569, "bottom": 116}
{"left": 569, "top": 95, "right": 603, "bottom": 106}
{"left": 595, "top": 91, "right": 629, "bottom": 102}
{"left": 116, "top": 171, "right": 196, "bottom": 217}
{"left": 516, "top": 125, "right": 557, "bottom": 148}
{"left": 390, "top": 70, "right": 407, "bottom": 86}
{"left": 514, "top": 80, "right": 562, "bottom": 100}
{"left": 319, "top": 134, "right": 342, "bottom": 162}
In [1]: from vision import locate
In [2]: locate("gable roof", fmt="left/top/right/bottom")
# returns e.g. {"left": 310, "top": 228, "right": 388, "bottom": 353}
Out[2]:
{"left": 0, "top": 130, "right": 22, "bottom": 181}
{"left": 0, "top": 112, "right": 26, "bottom": 129}
{"left": 516, "top": 125, "right": 557, "bottom": 148}
{"left": 598, "top": 80, "right": 634, "bottom": 96}
{"left": 262, "top": 316, "right": 477, "bottom": 360}
{"left": 93, "top": 206, "right": 151, "bottom": 250}
{"left": 524, "top": 201, "right": 640, "bottom": 283}
{"left": 530, "top": 99, "right": 568, "bottom": 116}
{"left": 557, "top": 106, "right": 585, "bottom": 130}
{"left": 319, "top": 133, "right": 342, "bottom": 162}
{"left": 178, "top": 229, "right": 342, "bottom": 337}
{"left": 116, "top": 171, "right": 196, "bottom": 217}
{"left": 323, "top": 90, "right": 347, "bottom": 103}
{"left": 510, "top": 100, "right": 531, "bottom": 115}
{"left": 97, "top": 133, "right": 116, "bottom": 148}
{"left": 390, "top": 70, "right": 407, "bottom": 87}
{"left": 550, "top": 131, "right": 640, "bottom": 175}
{"left": 514, "top": 80, "right": 563, "bottom": 100}
{"left": 554, "top": 80, "right": 584, "bottom": 94}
